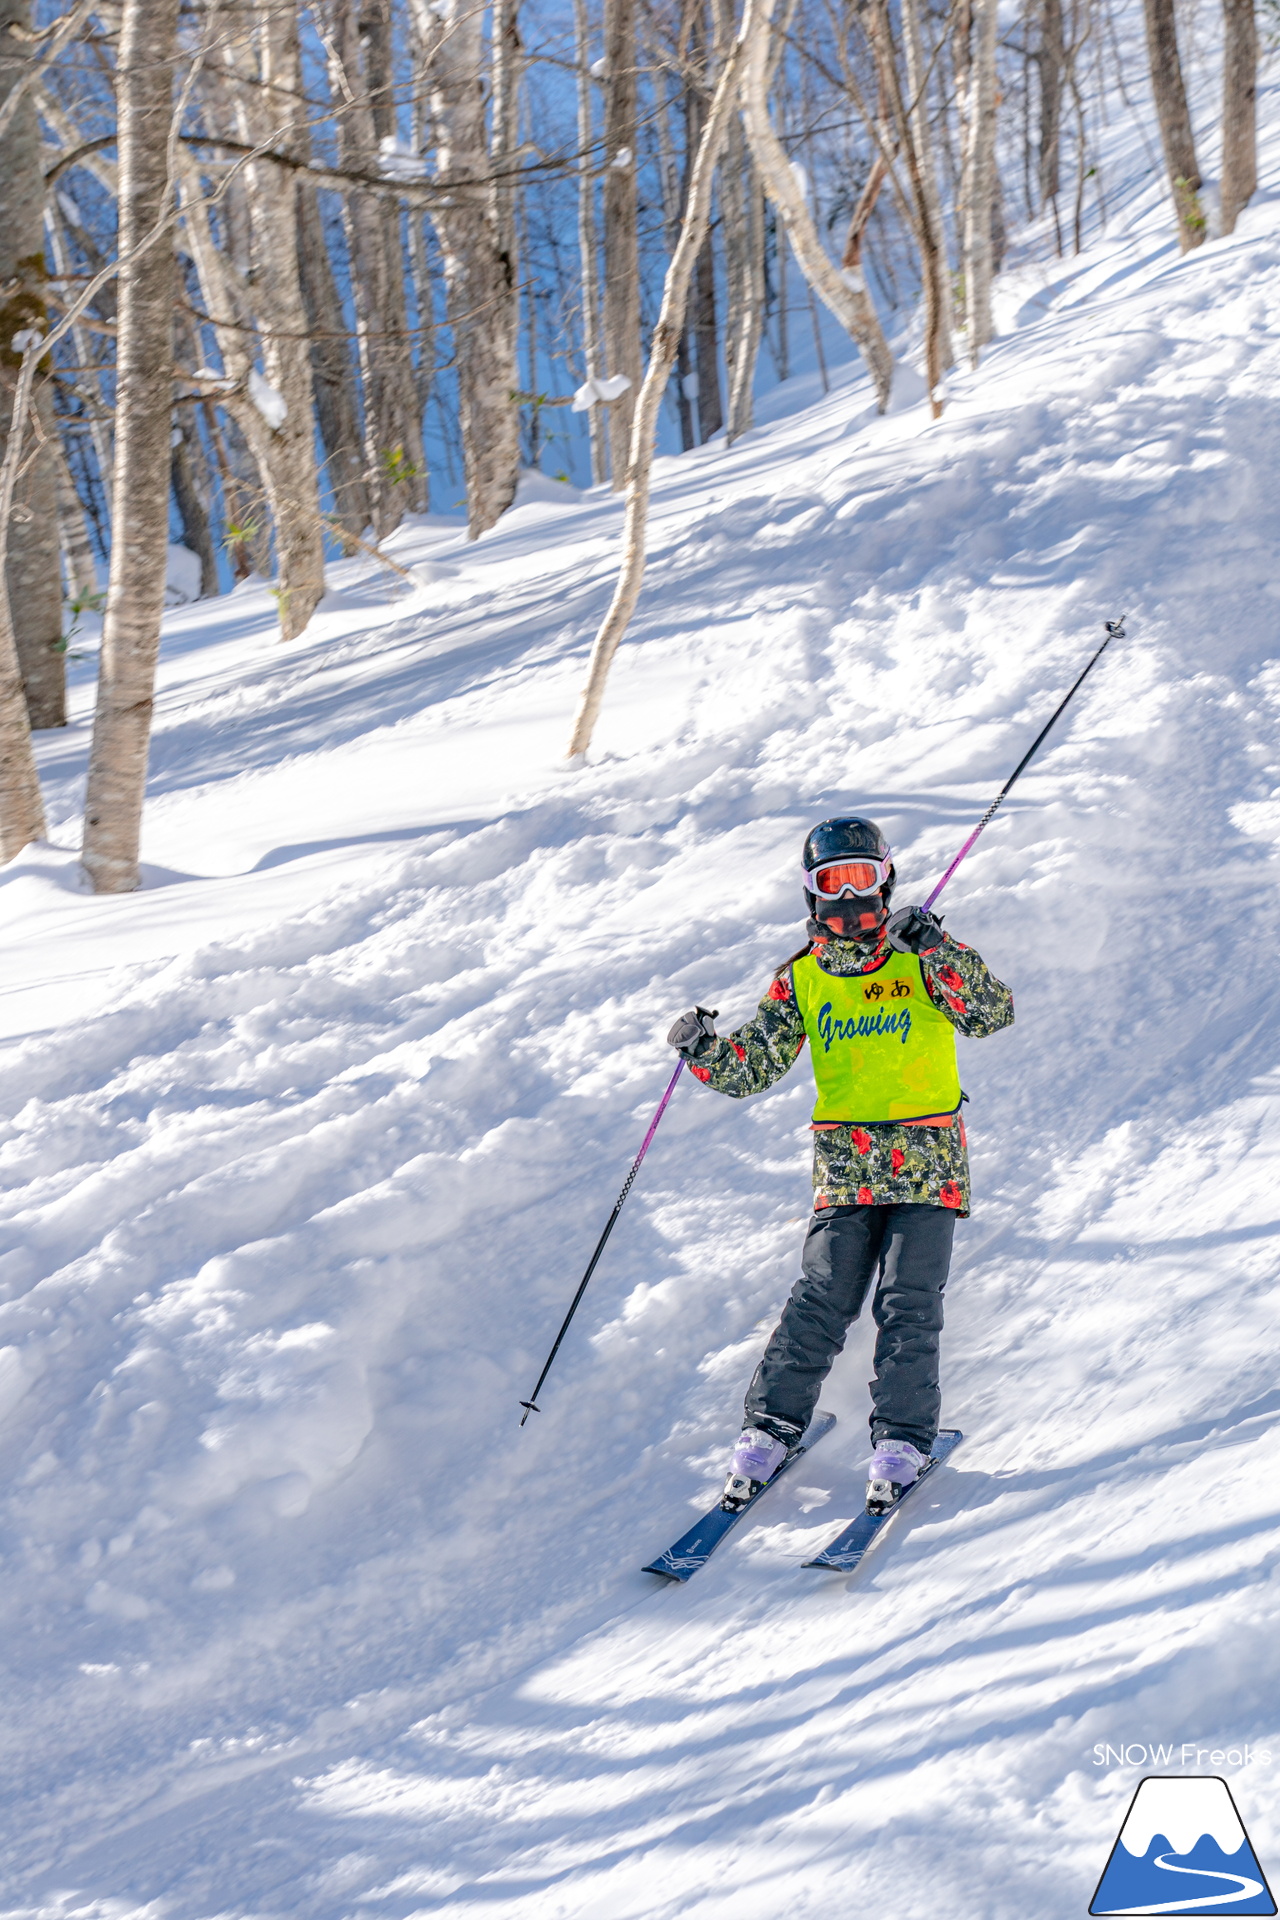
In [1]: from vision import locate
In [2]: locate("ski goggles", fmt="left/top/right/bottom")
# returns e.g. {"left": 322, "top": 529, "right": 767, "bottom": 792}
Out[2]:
{"left": 803, "top": 854, "right": 893, "bottom": 898}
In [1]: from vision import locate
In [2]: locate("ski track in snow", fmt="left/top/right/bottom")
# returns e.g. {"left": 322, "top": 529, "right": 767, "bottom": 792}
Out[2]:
{"left": 4, "top": 53, "right": 1280, "bottom": 1920}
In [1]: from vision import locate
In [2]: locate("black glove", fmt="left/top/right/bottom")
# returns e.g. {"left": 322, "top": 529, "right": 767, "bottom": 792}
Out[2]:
{"left": 886, "top": 905, "right": 946, "bottom": 954}
{"left": 667, "top": 1006, "right": 719, "bottom": 1060}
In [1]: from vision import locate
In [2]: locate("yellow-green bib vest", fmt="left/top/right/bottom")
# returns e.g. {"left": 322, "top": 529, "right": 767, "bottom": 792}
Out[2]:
{"left": 792, "top": 950, "right": 962, "bottom": 1124}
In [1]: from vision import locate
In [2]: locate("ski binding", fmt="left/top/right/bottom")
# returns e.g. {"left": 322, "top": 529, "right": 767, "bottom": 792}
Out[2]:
{"left": 644, "top": 1411, "right": 837, "bottom": 1583}
{"left": 802, "top": 1428, "right": 964, "bottom": 1572}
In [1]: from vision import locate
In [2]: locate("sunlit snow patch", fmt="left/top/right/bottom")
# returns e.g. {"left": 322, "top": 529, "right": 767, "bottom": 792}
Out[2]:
{"left": 1090, "top": 1776, "right": 1276, "bottom": 1916}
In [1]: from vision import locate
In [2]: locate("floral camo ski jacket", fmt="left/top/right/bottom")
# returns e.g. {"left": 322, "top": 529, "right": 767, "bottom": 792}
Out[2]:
{"left": 687, "top": 931, "right": 1014, "bottom": 1216}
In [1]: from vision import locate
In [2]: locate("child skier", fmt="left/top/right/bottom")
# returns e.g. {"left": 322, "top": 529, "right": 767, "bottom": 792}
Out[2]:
{"left": 667, "top": 817, "right": 1014, "bottom": 1516}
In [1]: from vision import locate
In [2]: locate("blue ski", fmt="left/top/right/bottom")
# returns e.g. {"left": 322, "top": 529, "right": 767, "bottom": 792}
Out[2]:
{"left": 644, "top": 1411, "right": 837, "bottom": 1583}
{"left": 802, "top": 1428, "right": 964, "bottom": 1572}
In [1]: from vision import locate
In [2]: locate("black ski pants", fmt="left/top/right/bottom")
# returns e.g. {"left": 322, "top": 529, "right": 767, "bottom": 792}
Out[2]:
{"left": 743, "top": 1203, "right": 956, "bottom": 1454}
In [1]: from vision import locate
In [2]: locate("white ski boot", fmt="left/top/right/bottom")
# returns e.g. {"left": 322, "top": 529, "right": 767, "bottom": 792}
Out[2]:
{"left": 866, "top": 1438, "right": 926, "bottom": 1516}
{"left": 720, "top": 1427, "right": 789, "bottom": 1512}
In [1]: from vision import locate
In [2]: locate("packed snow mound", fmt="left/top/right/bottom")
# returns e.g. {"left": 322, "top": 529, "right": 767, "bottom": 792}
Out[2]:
{"left": 5, "top": 90, "right": 1280, "bottom": 1920}
{"left": 508, "top": 465, "right": 586, "bottom": 512}
{"left": 163, "top": 543, "right": 203, "bottom": 607}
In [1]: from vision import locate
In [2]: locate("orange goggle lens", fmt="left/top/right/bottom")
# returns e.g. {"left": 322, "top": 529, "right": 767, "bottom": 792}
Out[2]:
{"left": 813, "top": 860, "right": 883, "bottom": 896}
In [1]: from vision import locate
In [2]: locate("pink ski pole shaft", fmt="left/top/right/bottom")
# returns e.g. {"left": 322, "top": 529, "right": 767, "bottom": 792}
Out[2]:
{"left": 520, "top": 1059, "right": 685, "bottom": 1423}
{"left": 922, "top": 617, "right": 1124, "bottom": 913}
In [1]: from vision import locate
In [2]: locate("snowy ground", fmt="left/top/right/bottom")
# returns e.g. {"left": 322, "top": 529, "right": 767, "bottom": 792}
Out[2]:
{"left": 5, "top": 59, "right": 1280, "bottom": 1920}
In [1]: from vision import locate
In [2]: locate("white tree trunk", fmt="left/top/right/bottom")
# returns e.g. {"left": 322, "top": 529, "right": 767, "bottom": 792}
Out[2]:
{"left": 902, "top": 0, "right": 955, "bottom": 372}
{"left": 1142, "top": 0, "right": 1205, "bottom": 250}
{"left": 960, "top": 0, "right": 998, "bottom": 364}
{"left": 716, "top": 0, "right": 765, "bottom": 443}
{"left": 406, "top": 77, "right": 438, "bottom": 450}
{"left": 1, "top": 0, "right": 64, "bottom": 730}
{"left": 685, "top": 0, "right": 723, "bottom": 442}
{"left": 241, "top": 2, "right": 324, "bottom": 639}
{"left": 179, "top": 157, "right": 314, "bottom": 626}
{"left": 0, "top": 343, "right": 48, "bottom": 857}
{"left": 329, "top": 0, "right": 429, "bottom": 535}
{"left": 297, "top": 181, "right": 370, "bottom": 540}
{"left": 740, "top": 0, "right": 893, "bottom": 410}
{"left": 1220, "top": 0, "right": 1256, "bottom": 235}
{"left": 575, "top": 0, "right": 607, "bottom": 484}
{"left": 602, "top": 0, "right": 642, "bottom": 485}
{"left": 81, "top": 0, "right": 180, "bottom": 893}
{"left": 655, "top": 69, "right": 697, "bottom": 451}
{"left": 415, "top": 0, "right": 522, "bottom": 536}
{"left": 183, "top": 21, "right": 324, "bottom": 638}
{"left": 491, "top": 0, "right": 522, "bottom": 294}
{"left": 858, "top": 0, "right": 946, "bottom": 414}
{"left": 724, "top": 167, "right": 765, "bottom": 441}
{"left": 566, "top": 4, "right": 755, "bottom": 758}
{"left": 1035, "top": 0, "right": 1064, "bottom": 213}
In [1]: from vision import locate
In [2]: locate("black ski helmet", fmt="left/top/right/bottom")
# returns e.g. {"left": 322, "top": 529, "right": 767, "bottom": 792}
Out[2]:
{"left": 802, "top": 816, "right": 895, "bottom": 938}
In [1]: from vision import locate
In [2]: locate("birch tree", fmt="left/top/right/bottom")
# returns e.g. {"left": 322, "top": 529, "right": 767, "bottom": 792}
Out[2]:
{"left": 1, "top": 0, "right": 65, "bottom": 731}
{"left": 721, "top": 140, "right": 764, "bottom": 442}
{"left": 81, "top": 0, "right": 180, "bottom": 894}
{"left": 0, "top": 340, "right": 48, "bottom": 857}
{"left": 329, "top": 0, "right": 428, "bottom": 536}
{"left": 575, "top": 0, "right": 607, "bottom": 482}
{"left": 715, "top": 0, "right": 765, "bottom": 443}
{"left": 952, "top": 0, "right": 970, "bottom": 276}
{"left": 850, "top": 0, "right": 949, "bottom": 410}
{"left": 567, "top": 0, "right": 756, "bottom": 757}
{"left": 405, "top": 83, "right": 438, "bottom": 459}
{"left": 901, "top": 0, "right": 954, "bottom": 370}
{"left": 1220, "top": 0, "right": 1257, "bottom": 235}
{"left": 684, "top": 0, "right": 723, "bottom": 441}
{"left": 416, "top": 0, "right": 523, "bottom": 536}
{"left": 1141, "top": 0, "right": 1205, "bottom": 250}
{"left": 602, "top": 0, "right": 643, "bottom": 482}
{"left": 654, "top": 68, "right": 697, "bottom": 450}
{"left": 297, "top": 182, "right": 370, "bottom": 539}
{"left": 237, "top": 3, "right": 325, "bottom": 637}
{"left": 179, "top": 153, "right": 321, "bottom": 638}
{"left": 1035, "top": 0, "right": 1065, "bottom": 217}
{"left": 740, "top": 0, "right": 894, "bottom": 410}
{"left": 960, "top": 0, "right": 998, "bottom": 363}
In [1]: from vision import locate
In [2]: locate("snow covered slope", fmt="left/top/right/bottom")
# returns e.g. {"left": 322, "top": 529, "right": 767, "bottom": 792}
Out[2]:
{"left": 4, "top": 93, "right": 1280, "bottom": 1920}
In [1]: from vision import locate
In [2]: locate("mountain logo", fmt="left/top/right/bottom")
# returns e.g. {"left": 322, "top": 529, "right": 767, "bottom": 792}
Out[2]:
{"left": 1090, "top": 1776, "right": 1276, "bottom": 1915}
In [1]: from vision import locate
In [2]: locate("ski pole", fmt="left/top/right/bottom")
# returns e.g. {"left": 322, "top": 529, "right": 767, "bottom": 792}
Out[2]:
{"left": 922, "top": 616, "right": 1124, "bottom": 912}
{"left": 520, "top": 1058, "right": 685, "bottom": 1424}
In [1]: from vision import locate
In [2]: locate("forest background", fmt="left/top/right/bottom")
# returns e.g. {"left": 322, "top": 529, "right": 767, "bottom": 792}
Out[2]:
{"left": 0, "top": 0, "right": 1265, "bottom": 887}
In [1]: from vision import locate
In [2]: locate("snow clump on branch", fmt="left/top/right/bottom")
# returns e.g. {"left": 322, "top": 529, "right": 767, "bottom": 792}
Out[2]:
{"left": 572, "top": 373, "right": 633, "bottom": 411}
{"left": 378, "top": 136, "right": 428, "bottom": 182}
{"left": 248, "top": 369, "right": 288, "bottom": 431}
